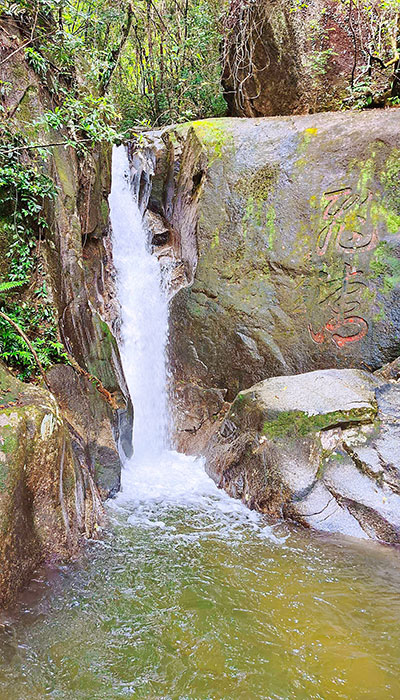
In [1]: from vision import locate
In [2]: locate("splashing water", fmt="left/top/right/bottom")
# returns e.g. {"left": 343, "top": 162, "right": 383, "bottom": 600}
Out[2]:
{"left": 108, "top": 145, "right": 279, "bottom": 537}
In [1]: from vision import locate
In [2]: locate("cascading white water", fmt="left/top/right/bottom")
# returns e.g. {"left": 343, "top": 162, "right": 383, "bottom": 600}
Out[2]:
{"left": 109, "top": 145, "right": 224, "bottom": 506}
{"left": 108, "top": 145, "right": 281, "bottom": 541}
{"left": 109, "top": 145, "right": 170, "bottom": 461}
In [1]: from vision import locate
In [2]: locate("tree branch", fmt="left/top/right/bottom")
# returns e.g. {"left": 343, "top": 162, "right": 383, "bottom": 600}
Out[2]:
{"left": 100, "top": 2, "right": 134, "bottom": 95}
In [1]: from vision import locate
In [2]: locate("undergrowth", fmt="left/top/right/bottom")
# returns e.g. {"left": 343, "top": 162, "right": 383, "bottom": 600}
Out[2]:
{"left": 0, "top": 127, "right": 69, "bottom": 380}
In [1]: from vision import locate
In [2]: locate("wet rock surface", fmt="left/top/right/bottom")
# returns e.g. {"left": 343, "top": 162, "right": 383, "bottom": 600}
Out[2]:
{"left": 205, "top": 368, "right": 400, "bottom": 543}
{"left": 46, "top": 365, "right": 132, "bottom": 498}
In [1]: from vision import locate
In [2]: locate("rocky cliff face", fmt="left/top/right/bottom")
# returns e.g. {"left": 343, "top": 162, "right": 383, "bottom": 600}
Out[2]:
{"left": 0, "top": 20, "right": 132, "bottom": 605}
{"left": 138, "top": 110, "right": 400, "bottom": 452}
{"left": 222, "top": 0, "right": 400, "bottom": 117}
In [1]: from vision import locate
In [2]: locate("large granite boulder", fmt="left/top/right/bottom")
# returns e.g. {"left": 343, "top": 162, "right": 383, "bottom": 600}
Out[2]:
{"left": 0, "top": 364, "right": 101, "bottom": 608}
{"left": 222, "top": 0, "right": 400, "bottom": 117}
{"left": 137, "top": 110, "right": 400, "bottom": 451}
{"left": 205, "top": 368, "right": 400, "bottom": 543}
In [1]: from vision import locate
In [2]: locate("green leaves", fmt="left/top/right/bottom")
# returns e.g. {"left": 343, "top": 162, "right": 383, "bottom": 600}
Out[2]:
{"left": 42, "top": 93, "right": 124, "bottom": 151}
{"left": 0, "top": 148, "right": 57, "bottom": 288}
{"left": 0, "top": 300, "right": 68, "bottom": 381}
{"left": 0, "top": 121, "right": 62, "bottom": 379}
{"left": 0, "top": 280, "right": 26, "bottom": 295}
{"left": 24, "top": 47, "right": 49, "bottom": 76}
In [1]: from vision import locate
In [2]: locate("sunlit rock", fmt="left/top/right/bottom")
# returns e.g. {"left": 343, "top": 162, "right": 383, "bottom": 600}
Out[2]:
{"left": 205, "top": 368, "right": 400, "bottom": 543}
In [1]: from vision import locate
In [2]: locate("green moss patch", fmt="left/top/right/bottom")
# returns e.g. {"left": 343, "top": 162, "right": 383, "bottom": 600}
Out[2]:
{"left": 190, "top": 119, "right": 234, "bottom": 164}
{"left": 370, "top": 241, "right": 400, "bottom": 294}
{"left": 262, "top": 407, "right": 376, "bottom": 440}
{"left": 234, "top": 164, "right": 279, "bottom": 201}
{"left": 380, "top": 150, "right": 400, "bottom": 215}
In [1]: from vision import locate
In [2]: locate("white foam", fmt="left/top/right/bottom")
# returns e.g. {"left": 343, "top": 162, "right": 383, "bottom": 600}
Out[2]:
{"left": 109, "top": 145, "right": 285, "bottom": 546}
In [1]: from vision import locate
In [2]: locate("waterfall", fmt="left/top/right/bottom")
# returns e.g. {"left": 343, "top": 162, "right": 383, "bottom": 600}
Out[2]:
{"left": 108, "top": 144, "right": 220, "bottom": 505}
{"left": 109, "top": 145, "right": 170, "bottom": 462}
{"left": 108, "top": 145, "right": 281, "bottom": 543}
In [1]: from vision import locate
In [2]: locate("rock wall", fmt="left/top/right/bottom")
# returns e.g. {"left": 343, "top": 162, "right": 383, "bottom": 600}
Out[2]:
{"left": 0, "top": 364, "right": 102, "bottom": 608}
{"left": 0, "top": 18, "right": 132, "bottom": 493}
{"left": 222, "top": 0, "right": 400, "bottom": 117}
{"left": 0, "top": 18, "right": 132, "bottom": 605}
{"left": 138, "top": 110, "right": 400, "bottom": 452}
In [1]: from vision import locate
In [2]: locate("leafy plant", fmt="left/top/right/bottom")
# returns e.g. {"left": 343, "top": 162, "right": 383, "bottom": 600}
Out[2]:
{"left": 42, "top": 92, "right": 124, "bottom": 151}
{"left": 0, "top": 122, "right": 64, "bottom": 379}
{"left": 0, "top": 301, "right": 68, "bottom": 381}
{"left": 24, "top": 47, "right": 49, "bottom": 76}
{"left": 0, "top": 280, "right": 26, "bottom": 294}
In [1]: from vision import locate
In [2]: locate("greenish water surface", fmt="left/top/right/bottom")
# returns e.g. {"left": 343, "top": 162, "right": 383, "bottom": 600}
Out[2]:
{"left": 0, "top": 460, "right": 399, "bottom": 700}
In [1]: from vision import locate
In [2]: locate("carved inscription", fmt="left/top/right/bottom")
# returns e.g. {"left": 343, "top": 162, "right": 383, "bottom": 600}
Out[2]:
{"left": 308, "top": 187, "right": 377, "bottom": 349}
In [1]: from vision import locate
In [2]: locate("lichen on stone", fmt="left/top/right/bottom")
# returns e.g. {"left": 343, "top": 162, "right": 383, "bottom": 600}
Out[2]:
{"left": 190, "top": 118, "right": 235, "bottom": 164}
{"left": 234, "top": 164, "right": 279, "bottom": 201}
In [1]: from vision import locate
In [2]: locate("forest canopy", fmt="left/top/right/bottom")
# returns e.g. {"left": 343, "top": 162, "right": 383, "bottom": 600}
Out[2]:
{"left": 1, "top": 0, "right": 227, "bottom": 130}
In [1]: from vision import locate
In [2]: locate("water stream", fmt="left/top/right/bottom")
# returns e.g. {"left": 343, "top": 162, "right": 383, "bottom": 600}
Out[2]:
{"left": 0, "top": 147, "right": 400, "bottom": 699}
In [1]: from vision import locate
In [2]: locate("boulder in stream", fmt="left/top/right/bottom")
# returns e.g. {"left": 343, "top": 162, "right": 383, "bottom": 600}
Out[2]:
{"left": 205, "top": 368, "right": 400, "bottom": 543}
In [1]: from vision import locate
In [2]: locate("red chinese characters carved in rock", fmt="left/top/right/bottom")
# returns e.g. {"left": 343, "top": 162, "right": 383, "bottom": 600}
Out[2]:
{"left": 308, "top": 187, "right": 376, "bottom": 348}
{"left": 316, "top": 188, "right": 378, "bottom": 257}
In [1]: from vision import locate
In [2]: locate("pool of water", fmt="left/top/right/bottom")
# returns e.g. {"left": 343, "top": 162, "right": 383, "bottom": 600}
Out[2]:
{"left": 1, "top": 453, "right": 400, "bottom": 700}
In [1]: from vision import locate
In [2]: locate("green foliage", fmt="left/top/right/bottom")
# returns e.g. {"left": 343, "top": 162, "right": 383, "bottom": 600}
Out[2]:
{"left": 43, "top": 93, "right": 124, "bottom": 150}
{"left": 0, "top": 300, "right": 68, "bottom": 381}
{"left": 0, "top": 123, "right": 65, "bottom": 379}
{"left": 3, "top": 0, "right": 226, "bottom": 130}
{"left": 0, "top": 137, "right": 56, "bottom": 284}
{"left": 24, "top": 47, "right": 48, "bottom": 76}
{"left": 111, "top": 0, "right": 227, "bottom": 128}
{"left": 3, "top": 0, "right": 130, "bottom": 144}
{"left": 0, "top": 280, "right": 26, "bottom": 294}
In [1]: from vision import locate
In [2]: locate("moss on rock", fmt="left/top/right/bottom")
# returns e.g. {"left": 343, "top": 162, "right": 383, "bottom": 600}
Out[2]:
{"left": 190, "top": 118, "right": 235, "bottom": 164}
{"left": 234, "top": 164, "right": 279, "bottom": 201}
{"left": 262, "top": 407, "right": 376, "bottom": 440}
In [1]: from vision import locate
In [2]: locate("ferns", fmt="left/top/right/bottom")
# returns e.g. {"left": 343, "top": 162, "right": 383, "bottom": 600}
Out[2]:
{"left": 0, "top": 280, "right": 27, "bottom": 295}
